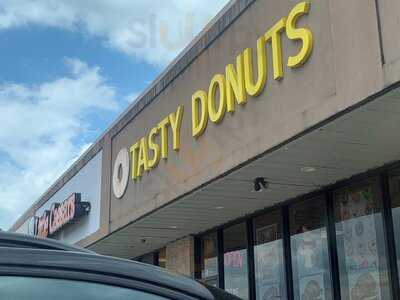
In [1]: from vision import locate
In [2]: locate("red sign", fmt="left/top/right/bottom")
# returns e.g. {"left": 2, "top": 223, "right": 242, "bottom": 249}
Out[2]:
{"left": 34, "top": 193, "right": 90, "bottom": 238}
{"left": 35, "top": 211, "right": 50, "bottom": 238}
{"left": 224, "top": 251, "right": 244, "bottom": 268}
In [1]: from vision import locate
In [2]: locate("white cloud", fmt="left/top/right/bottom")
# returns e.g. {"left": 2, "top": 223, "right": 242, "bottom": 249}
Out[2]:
{"left": 123, "top": 92, "right": 140, "bottom": 104}
{"left": 0, "top": 0, "right": 230, "bottom": 66}
{"left": 0, "top": 58, "right": 119, "bottom": 230}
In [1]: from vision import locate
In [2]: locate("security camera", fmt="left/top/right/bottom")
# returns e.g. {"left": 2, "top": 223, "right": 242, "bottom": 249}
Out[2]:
{"left": 254, "top": 177, "right": 268, "bottom": 192}
{"left": 141, "top": 238, "right": 147, "bottom": 244}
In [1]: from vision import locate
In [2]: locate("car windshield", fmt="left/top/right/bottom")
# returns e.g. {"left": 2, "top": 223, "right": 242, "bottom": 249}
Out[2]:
{"left": 0, "top": 276, "right": 169, "bottom": 300}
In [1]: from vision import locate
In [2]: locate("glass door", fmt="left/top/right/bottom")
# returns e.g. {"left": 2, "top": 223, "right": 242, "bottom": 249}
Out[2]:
{"left": 223, "top": 222, "right": 249, "bottom": 299}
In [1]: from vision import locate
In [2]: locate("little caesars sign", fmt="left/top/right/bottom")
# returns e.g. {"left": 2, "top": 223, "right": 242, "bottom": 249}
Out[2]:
{"left": 112, "top": 2, "right": 313, "bottom": 198}
{"left": 34, "top": 193, "right": 91, "bottom": 238}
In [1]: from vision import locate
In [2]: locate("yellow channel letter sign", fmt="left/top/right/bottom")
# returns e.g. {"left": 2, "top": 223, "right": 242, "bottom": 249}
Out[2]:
{"left": 192, "top": 1, "right": 313, "bottom": 138}
{"left": 130, "top": 105, "right": 184, "bottom": 180}
{"left": 120, "top": 2, "right": 313, "bottom": 184}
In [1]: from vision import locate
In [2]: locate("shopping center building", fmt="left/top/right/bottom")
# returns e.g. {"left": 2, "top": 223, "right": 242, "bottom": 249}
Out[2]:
{"left": 10, "top": 0, "right": 400, "bottom": 299}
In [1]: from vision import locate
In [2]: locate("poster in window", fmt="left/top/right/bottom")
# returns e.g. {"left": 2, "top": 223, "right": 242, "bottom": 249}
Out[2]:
{"left": 258, "top": 283, "right": 282, "bottom": 300}
{"left": 339, "top": 187, "right": 378, "bottom": 270}
{"left": 348, "top": 270, "right": 379, "bottom": 300}
{"left": 339, "top": 186, "right": 375, "bottom": 221}
{"left": 204, "top": 257, "right": 218, "bottom": 278}
{"left": 299, "top": 273, "right": 325, "bottom": 300}
{"left": 338, "top": 185, "right": 382, "bottom": 299}
{"left": 255, "top": 224, "right": 281, "bottom": 283}
{"left": 293, "top": 229, "right": 324, "bottom": 276}
{"left": 224, "top": 248, "right": 248, "bottom": 299}
{"left": 256, "top": 224, "right": 278, "bottom": 244}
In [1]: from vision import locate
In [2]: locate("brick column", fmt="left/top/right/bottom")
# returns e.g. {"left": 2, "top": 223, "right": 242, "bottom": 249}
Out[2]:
{"left": 165, "top": 236, "right": 195, "bottom": 277}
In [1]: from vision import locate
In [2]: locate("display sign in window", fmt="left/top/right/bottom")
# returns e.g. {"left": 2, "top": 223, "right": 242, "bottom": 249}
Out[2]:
{"left": 389, "top": 171, "right": 400, "bottom": 283}
{"left": 201, "top": 232, "right": 219, "bottom": 287}
{"left": 334, "top": 179, "right": 391, "bottom": 300}
{"left": 253, "top": 210, "right": 286, "bottom": 300}
{"left": 223, "top": 222, "right": 249, "bottom": 300}
{"left": 289, "top": 197, "right": 333, "bottom": 300}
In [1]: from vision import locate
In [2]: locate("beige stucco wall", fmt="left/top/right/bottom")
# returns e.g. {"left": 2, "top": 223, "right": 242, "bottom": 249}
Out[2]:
{"left": 377, "top": 0, "right": 400, "bottom": 85}
{"left": 12, "top": 0, "right": 400, "bottom": 249}
{"left": 109, "top": 0, "right": 386, "bottom": 234}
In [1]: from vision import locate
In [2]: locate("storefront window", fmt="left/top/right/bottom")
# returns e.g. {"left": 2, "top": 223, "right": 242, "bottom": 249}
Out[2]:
{"left": 334, "top": 179, "right": 391, "bottom": 300}
{"left": 389, "top": 170, "right": 400, "bottom": 281}
{"left": 289, "top": 197, "right": 333, "bottom": 300}
{"left": 201, "top": 232, "right": 219, "bottom": 287}
{"left": 136, "top": 252, "right": 155, "bottom": 265}
{"left": 158, "top": 247, "right": 166, "bottom": 268}
{"left": 253, "top": 210, "right": 286, "bottom": 300}
{"left": 223, "top": 222, "right": 249, "bottom": 299}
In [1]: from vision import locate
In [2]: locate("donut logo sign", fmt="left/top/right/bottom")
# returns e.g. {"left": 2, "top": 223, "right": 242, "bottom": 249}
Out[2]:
{"left": 112, "top": 148, "right": 130, "bottom": 199}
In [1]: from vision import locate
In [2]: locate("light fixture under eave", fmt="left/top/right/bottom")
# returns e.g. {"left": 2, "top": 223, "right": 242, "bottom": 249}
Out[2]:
{"left": 300, "top": 166, "right": 317, "bottom": 173}
{"left": 214, "top": 206, "right": 224, "bottom": 210}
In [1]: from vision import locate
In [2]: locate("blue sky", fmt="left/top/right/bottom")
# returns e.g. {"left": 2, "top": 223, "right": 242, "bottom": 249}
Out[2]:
{"left": 0, "top": 0, "right": 229, "bottom": 230}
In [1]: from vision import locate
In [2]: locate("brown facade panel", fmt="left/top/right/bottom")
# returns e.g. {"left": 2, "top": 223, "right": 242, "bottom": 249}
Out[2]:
{"left": 109, "top": 0, "right": 385, "bottom": 233}
{"left": 377, "top": 0, "right": 400, "bottom": 85}
{"left": 12, "top": 0, "right": 395, "bottom": 248}
{"left": 328, "top": 0, "right": 383, "bottom": 106}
